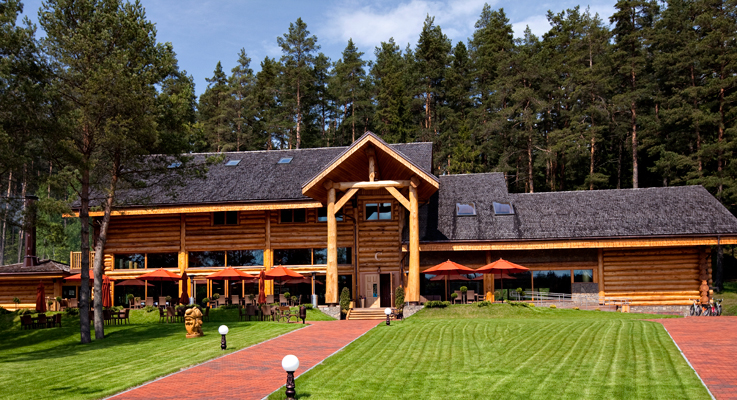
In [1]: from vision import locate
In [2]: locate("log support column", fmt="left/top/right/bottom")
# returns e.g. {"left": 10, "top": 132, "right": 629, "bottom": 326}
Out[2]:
{"left": 597, "top": 249, "right": 604, "bottom": 301}
{"left": 265, "top": 211, "right": 273, "bottom": 296}
{"left": 325, "top": 180, "right": 338, "bottom": 305}
{"left": 406, "top": 177, "right": 420, "bottom": 304}
{"left": 179, "top": 214, "right": 188, "bottom": 297}
{"left": 484, "top": 250, "right": 494, "bottom": 301}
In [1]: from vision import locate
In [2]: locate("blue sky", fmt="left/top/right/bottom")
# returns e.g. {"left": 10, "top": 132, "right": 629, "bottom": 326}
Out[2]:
{"left": 21, "top": 0, "right": 617, "bottom": 96}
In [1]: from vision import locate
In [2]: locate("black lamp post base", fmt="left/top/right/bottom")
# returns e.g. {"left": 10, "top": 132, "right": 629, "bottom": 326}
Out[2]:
{"left": 285, "top": 371, "right": 296, "bottom": 400}
{"left": 221, "top": 334, "right": 227, "bottom": 350}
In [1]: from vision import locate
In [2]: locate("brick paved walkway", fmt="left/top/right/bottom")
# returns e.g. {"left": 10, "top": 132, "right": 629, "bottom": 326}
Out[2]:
{"left": 655, "top": 316, "right": 737, "bottom": 400}
{"left": 108, "top": 320, "right": 379, "bottom": 400}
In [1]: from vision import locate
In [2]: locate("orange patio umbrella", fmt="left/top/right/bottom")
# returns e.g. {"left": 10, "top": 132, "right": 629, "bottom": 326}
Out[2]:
{"left": 35, "top": 281, "right": 46, "bottom": 313}
{"left": 257, "top": 270, "right": 266, "bottom": 305}
{"left": 101, "top": 275, "right": 112, "bottom": 308}
{"left": 205, "top": 267, "right": 256, "bottom": 281}
{"left": 476, "top": 258, "right": 530, "bottom": 301}
{"left": 423, "top": 260, "right": 477, "bottom": 301}
{"left": 138, "top": 268, "right": 182, "bottom": 299}
{"left": 64, "top": 273, "right": 110, "bottom": 282}
{"left": 429, "top": 273, "right": 484, "bottom": 281}
{"left": 179, "top": 272, "right": 189, "bottom": 305}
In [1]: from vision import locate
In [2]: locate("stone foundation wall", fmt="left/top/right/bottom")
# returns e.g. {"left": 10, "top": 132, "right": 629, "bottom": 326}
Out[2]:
{"left": 629, "top": 305, "right": 690, "bottom": 316}
{"left": 402, "top": 305, "right": 423, "bottom": 319}
{"left": 318, "top": 305, "right": 341, "bottom": 320}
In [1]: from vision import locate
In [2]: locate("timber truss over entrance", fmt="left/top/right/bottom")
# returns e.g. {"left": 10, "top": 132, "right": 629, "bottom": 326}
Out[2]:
{"left": 302, "top": 132, "right": 439, "bottom": 304}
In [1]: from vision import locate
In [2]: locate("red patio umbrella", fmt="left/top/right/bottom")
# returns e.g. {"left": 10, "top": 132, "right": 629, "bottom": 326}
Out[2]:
{"left": 35, "top": 281, "right": 46, "bottom": 313}
{"left": 429, "top": 273, "right": 484, "bottom": 281}
{"left": 423, "top": 260, "right": 477, "bottom": 301}
{"left": 138, "top": 268, "right": 182, "bottom": 298}
{"left": 179, "top": 272, "right": 189, "bottom": 305}
{"left": 257, "top": 270, "right": 266, "bottom": 305}
{"left": 205, "top": 267, "right": 256, "bottom": 281}
{"left": 115, "top": 279, "right": 153, "bottom": 287}
{"left": 264, "top": 265, "right": 304, "bottom": 282}
{"left": 476, "top": 258, "right": 530, "bottom": 301}
{"left": 64, "top": 273, "right": 111, "bottom": 282}
{"left": 101, "top": 275, "right": 112, "bottom": 308}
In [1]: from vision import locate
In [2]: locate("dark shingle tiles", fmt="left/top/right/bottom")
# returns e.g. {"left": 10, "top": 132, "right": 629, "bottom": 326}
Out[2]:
{"left": 0, "top": 259, "right": 70, "bottom": 274}
{"left": 422, "top": 172, "right": 737, "bottom": 241}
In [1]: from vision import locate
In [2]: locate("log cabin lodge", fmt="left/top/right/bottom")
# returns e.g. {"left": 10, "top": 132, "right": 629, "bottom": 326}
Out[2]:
{"left": 3, "top": 132, "right": 737, "bottom": 315}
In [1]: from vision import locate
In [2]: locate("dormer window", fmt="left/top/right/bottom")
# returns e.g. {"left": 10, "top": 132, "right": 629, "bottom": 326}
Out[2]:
{"left": 278, "top": 157, "right": 293, "bottom": 164}
{"left": 456, "top": 203, "right": 477, "bottom": 216}
{"left": 225, "top": 159, "right": 241, "bottom": 166}
{"left": 167, "top": 161, "right": 182, "bottom": 169}
{"left": 493, "top": 202, "right": 514, "bottom": 215}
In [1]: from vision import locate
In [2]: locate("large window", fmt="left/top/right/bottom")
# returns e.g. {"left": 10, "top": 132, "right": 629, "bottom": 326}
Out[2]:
{"left": 574, "top": 269, "right": 593, "bottom": 282}
{"left": 115, "top": 253, "right": 145, "bottom": 269}
{"left": 366, "top": 203, "right": 391, "bottom": 220}
{"left": 533, "top": 270, "right": 571, "bottom": 293}
{"left": 227, "top": 250, "right": 264, "bottom": 266}
{"left": 280, "top": 209, "right": 306, "bottom": 223}
{"left": 317, "top": 206, "right": 343, "bottom": 222}
{"left": 148, "top": 253, "right": 178, "bottom": 269}
{"left": 188, "top": 251, "right": 225, "bottom": 268}
{"left": 275, "top": 248, "right": 352, "bottom": 266}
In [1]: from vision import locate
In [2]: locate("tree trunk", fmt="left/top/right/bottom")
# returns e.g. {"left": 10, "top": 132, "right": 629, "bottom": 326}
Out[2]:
{"left": 590, "top": 131, "right": 596, "bottom": 190}
{"left": 93, "top": 171, "right": 118, "bottom": 340}
{"left": 79, "top": 155, "right": 91, "bottom": 344}
{"left": 527, "top": 130, "right": 534, "bottom": 193}
{"left": 0, "top": 171, "right": 11, "bottom": 266}
{"left": 691, "top": 64, "right": 702, "bottom": 174}
{"left": 631, "top": 100, "right": 638, "bottom": 189}
{"left": 296, "top": 78, "right": 302, "bottom": 149}
{"left": 16, "top": 166, "right": 26, "bottom": 264}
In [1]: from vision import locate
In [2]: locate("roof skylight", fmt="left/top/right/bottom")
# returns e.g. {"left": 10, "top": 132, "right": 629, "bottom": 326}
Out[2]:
{"left": 278, "top": 157, "right": 293, "bottom": 164}
{"left": 167, "top": 161, "right": 182, "bottom": 169}
{"left": 225, "top": 159, "right": 241, "bottom": 166}
{"left": 456, "top": 203, "right": 477, "bottom": 216}
{"left": 493, "top": 202, "right": 514, "bottom": 215}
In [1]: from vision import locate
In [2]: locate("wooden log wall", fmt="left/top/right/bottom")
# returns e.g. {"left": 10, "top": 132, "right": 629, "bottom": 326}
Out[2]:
{"left": 270, "top": 206, "right": 354, "bottom": 249}
{"left": 0, "top": 279, "right": 57, "bottom": 309}
{"left": 357, "top": 190, "right": 401, "bottom": 271}
{"left": 106, "top": 215, "right": 181, "bottom": 253}
{"left": 185, "top": 211, "right": 265, "bottom": 251}
{"left": 603, "top": 247, "right": 707, "bottom": 305}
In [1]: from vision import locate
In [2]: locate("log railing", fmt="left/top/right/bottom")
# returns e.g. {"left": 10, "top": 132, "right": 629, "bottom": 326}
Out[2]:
{"left": 69, "top": 252, "right": 96, "bottom": 270}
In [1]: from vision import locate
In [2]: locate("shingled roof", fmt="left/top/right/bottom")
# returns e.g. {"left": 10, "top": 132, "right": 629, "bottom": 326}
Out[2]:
{"left": 419, "top": 172, "right": 737, "bottom": 241}
{"left": 111, "top": 142, "right": 434, "bottom": 207}
{"left": 0, "top": 259, "right": 70, "bottom": 275}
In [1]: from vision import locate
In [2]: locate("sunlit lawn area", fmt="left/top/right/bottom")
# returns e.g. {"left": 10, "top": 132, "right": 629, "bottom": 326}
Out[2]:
{"left": 0, "top": 307, "right": 328, "bottom": 400}
{"left": 268, "top": 304, "right": 709, "bottom": 400}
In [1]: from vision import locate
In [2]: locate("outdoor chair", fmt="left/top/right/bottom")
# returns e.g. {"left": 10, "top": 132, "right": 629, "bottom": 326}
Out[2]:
{"left": 419, "top": 295, "right": 428, "bottom": 305}
{"left": 128, "top": 299, "right": 136, "bottom": 309}
{"left": 453, "top": 291, "right": 463, "bottom": 304}
{"left": 246, "top": 304, "right": 257, "bottom": 321}
{"left": 134, "top": 297, "right": 142, "bottom": 309}
{"left": 118, "top": 309, "right": 130, "bottom": 324}
{"left": 231, "top": 295, "right": 240, "bottom": 306}
{"left": 260, "top": 305, "right": 273, "bottom": 321}
{"left": 158, "top": 297, "right": 167, "bottom": 307}
{"left": 68, "top": 298, "right": 78, "bottom": 308}
{"left": 21, "top": 315, "right": 34, "bottom": 330}
{"left": 158, "top": 307, "right": 167, "bottom": 323}
{"left": 103, "top": 309, "right": 113, "bottom": 325}
{"left": 37, "top": 314, "right": 47, "bottom": 329}
{"left": 278, "top": 294, "right": 287, "bottom": 306}
{"left": 217, "top": 297, "right": 227, "bottom": 307}
{"left": 60, "top": 299, "right": 68, "bottom": 311}
{"left": 145, "top": 297, "right": 154, "bottom": 307}
{"left": 166, "top": 307, "right": 177, "bottom": 323}
{"left": 466, "top": 290, "right": 476, "bottom": 304}
{"left": 238, "top": 306, "right": 246, "bottom": 321}
{"left": 265, "top": 295, "right": 274, "bottom": 304}
{"left": 277, "top": 306, "right": 294, "bottom": 323}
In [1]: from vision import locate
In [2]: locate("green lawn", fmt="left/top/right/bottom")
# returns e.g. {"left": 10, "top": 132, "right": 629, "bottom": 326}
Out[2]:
{"left": 268, "top": 305, "right": 709, "bottom": 400}
{"left": 718, "top": 281, "right": 737, "bottom": 316}
{"left": 0, "top": 307, "right": 323, "bottom": 400}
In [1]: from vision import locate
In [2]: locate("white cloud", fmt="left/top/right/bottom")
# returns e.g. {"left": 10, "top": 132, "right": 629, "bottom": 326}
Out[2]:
{"left": 511, "top": 14, "right": 551, "bottom": 39}
{"left": 320, "top": 0, "right": 493, "bottom": 51}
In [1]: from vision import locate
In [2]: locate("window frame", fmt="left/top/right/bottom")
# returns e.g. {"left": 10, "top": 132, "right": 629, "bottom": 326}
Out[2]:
{"left": 213, "top": 211, "right": 239, "bottom": 226}
{"left": 280, "top": 209, "right": 306, "bottom": 224}
{"left": 365, "top": 202, "right": 392, "bottom": 221}
{"left": 317, "top": 206, "right": 344, "bottom": 222}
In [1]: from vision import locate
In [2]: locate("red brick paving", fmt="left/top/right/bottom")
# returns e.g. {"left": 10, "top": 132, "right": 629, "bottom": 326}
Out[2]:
{"left": 108, "top": 320, "right": 379, "bottom": 400}
{"left": 654, "top": 316, "right": 737, "bottom": 400}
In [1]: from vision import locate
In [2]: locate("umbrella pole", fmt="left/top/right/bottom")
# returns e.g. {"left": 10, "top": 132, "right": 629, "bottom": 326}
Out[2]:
{"left": 445, "top": 275, "right": 448, "bottom": 302}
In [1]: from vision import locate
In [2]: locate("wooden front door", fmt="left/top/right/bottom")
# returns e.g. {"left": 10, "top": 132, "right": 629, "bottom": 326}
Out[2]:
{"left": 365, "top": 274, "right": 380, "bottom": 308}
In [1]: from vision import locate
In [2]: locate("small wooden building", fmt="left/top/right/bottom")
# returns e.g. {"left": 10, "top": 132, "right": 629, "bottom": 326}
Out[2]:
{"left": 2, "top": 132, "right": 736, "bottom": 314}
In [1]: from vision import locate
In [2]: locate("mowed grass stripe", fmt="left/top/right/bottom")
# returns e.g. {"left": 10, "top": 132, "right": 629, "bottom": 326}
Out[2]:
{"left": 268, "top": 306, "right": 710, "bottom": 400}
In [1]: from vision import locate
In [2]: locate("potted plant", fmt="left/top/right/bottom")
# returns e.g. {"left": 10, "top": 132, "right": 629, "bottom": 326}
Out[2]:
{"left": 515, "top": 287, "right": 525, "bottom": 300}
{"left": 394, "top": 286, "right": 405, "bottom": 320}
{"left": 211, "top": 293, "right": 220, "bottom": 307}
{"left": 202, "top": 297, "right": 210, "bottom": 307}
{"left": 165, "top": 295, "right": 172, "bottom": 305}
{"left": 248, "top": 293, "right": 255, "bottom": 305}
{"left": 126, "top": 293, "right": 135, "bottom": 307}
{"left": 291, "top": 296, "right": 297, "bottom": 306}
{"left": 12, "top": 297, "right": 20, "bottom": 311}
{"left": 459, "top": 286, "right": 468, "bottom": 304}
{"left": 359, "top": 295, "right": 365, "bottom": 309}
{"left": 451, "top": 292, "right": 458, "bottom": 303}
{"left": 339, "top": 287, "right": 351, "bottom": 319}
{"left": 283, "top": 292, "right": 290, "bottom": 305}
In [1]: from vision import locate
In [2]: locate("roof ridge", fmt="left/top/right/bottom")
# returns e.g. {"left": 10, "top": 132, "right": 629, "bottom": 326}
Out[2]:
{"left": 509, "top": 185, "right": 703, "bottom": 196}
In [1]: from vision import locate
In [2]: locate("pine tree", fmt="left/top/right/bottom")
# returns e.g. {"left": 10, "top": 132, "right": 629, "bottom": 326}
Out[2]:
{"left": 199, "top": 61, "right": 230, "bottom": 152}
{"left": 277, "top": 18, "right": 319, "bottom": 149}
{"left": 371, "top": 38, "right": 410, "bottom": 143}
{"left": 610, "top": 0, "right": 659, "bottom": 188}
{"left": 414, "top": 15, "right": 451, "bottom": 141}
{"left": 229, "top": 49, "right": 256, "bottom": 151}
{"left": 254, "top": 57, "right": 285, "bottom": 149}
{"left": 334, "top": 39, "right": 368, "bottom": 143}
{"left": 312, "top": 52, "right": 334, "bottom": 146}
{"left": 440, "top": 41, "right": 477, "bottom": 175}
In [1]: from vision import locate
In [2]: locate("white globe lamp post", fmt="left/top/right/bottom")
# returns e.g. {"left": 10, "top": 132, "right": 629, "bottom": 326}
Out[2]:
{"left": 282, "top": 355, "right": 300, "bottom": 400}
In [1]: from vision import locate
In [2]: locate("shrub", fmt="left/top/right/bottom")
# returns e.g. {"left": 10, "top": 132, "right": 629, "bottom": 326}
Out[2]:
{"left": 283, "top": 292, "right": 290, "bottom": 299}
{"left": 143, "top": 305, "right": 158, "bottom": 313}
{"left": 450, "top": 292, "right": 458, "bottom": 300}
{"left": 477, "top": 301, "right": 491, "bottom": 307}
{"left": 165, "top": 295, "right": 172, "bottom": 302}
{"left": 248, "top": 294, "right": 255, "bottom": 302}
{"left": 18, "top": 309, "right": 32, "bottom": 316}
{"left": 211, "top": 293, "right": 220, "bottom": 300}
{"left": 55, "top": 296, "right": 63, "bottom": 304}
{"left": 339, "top": 287, "right": 351, "bottom": 314}
{"left": 47, "top": 299, "right": 54, "bottom": 307}
{"left": 573, "top": 306, "right": 580, "bottom": 310}
{"left": 300, "top": 303, "right": 313, "bottom": 310}
{"left": 425, "top": 301, "right": 451, "bottom": 308}
{"left": 509, "top": 301, "right": 532, "bottom": 308}
{"left": 595, "top": 308, "right": 601, "bottom": 311}
{"left": 220, "top": 304, "right": 238, "bottom": 310}
{"left": 395, "top": 286, "right": 405, "bottom": 310}
{"left": 459, "top": 286, "right": 467, "bottom": 293}
{"left": 126, "top": 294, "right": 135, "bottom": 303}
{"left": 549, "top": 304, "right": 557, "bottom": 309}
{"left": 291, "top": 296, "right": 297, "bottom": 304}
{"left": 65, "top": 307, "right": 79, "bottom": 317}
{"left": 0, "top": 306, "right": 9, "bottom": 315}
